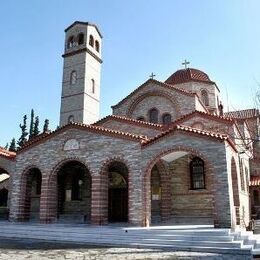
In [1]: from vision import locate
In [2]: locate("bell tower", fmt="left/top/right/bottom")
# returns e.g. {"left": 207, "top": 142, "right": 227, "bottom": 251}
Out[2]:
{"left": 59, "top": 21, "right": 102, "bottom": 126}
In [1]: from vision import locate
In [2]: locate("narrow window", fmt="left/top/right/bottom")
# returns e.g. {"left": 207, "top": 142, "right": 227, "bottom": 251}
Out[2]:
{"left": 201, "top": 90, "right": 209, "bottom": 106}
{"left": 72, "top": 176, "right": 83, "bottom": 200}
{"left": 149, "top": 108, "right": 159, "bottom": 123}
{"left": 91, "top": 79, "right": 95, "bottom": 93}
{"left": 35, "top": 172, "right": 42, "bottom": 195}
{"left": 89, "top": 35, "right": 94, "bottom": 47}
{"left": 190, "top": 157, "right": 205, "bottom": 189}
{"left": 162, "top": 113, "right": 172, "bottom": 125}
{"left": 95, "top": 40, "right": 100, "bottom": 52}
{"left": 70, "top": 71, "right": 77, "bottom": 85}
{"left": 67, "top": 36, "right": 74, "bottom": 49}
{"left": 137, "top": 116, "right": 145, "bottom": 121}
{"left": 68, "top": 115, "right": 74, "bottom": 124}
{"left": 254, "top": 190, "right": 259, "bottom": 205}
{"left": 78, "top": 33, "right": 84, "bottom": 45}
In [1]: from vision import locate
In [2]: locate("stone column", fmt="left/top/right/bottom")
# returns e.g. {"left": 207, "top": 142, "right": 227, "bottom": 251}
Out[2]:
{"left": 91, "top": 173, "right": 108, "bottom": 225}
{"left": 40, "top": 173, "right": 57, "bottom": 223}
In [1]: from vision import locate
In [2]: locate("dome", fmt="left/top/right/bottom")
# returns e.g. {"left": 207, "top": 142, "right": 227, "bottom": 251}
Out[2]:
{"left": 165, "top": 68, "right": 214, "bottom": 85}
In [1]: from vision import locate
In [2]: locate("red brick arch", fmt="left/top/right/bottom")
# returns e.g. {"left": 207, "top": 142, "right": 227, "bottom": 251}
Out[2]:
{"left": 91, "top": 156, "right": 131, "bottom": 225}
{"left": 41, "top": 157, "right": 92, "bottom": 223}
{"left": 142, "top": 146, "right": 215, "bottom": 226}
{"left": 127, "top": 91, "right": 181, "bottom": 118}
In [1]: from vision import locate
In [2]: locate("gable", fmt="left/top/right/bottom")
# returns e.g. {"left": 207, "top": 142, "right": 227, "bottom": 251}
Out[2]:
{"left": 112, "top": 79, "right": 206, "bottom": 122}
{"left": 17, "top": 123, "right": 147, "bottom": 155}
{"left": 94, "top": 115, "right": 163, "bottom": 138}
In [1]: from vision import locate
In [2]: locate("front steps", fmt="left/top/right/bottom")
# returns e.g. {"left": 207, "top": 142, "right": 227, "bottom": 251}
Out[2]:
{"left": 0, "top": 222, "right": 259, "bottom": 256}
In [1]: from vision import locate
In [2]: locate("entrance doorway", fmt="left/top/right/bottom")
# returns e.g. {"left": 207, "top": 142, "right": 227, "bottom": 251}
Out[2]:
{"left": 57, "top": 161, "right": 91, "bottom": 223}
{"left": 108, "top": 162, "right": 128, "bottom": 222}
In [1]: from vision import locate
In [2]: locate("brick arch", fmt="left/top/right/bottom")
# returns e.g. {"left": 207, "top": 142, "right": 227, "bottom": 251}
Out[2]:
{"left": 126, "top": 91, "right": 181, "bottom": 118}
{"left": 49, "top": 157, "right": 93, "bottom": 181}
{"left": 142, "top": 146, "right": 215, "bottom": 226}
{"left": 91, "top": 156, "right": 131, "bottom": 225}
{"left": 42, "top": 158, "right": 92, "bottom": 223}
{"left": 17, "top": 165, "right": 43, "bottom": 222}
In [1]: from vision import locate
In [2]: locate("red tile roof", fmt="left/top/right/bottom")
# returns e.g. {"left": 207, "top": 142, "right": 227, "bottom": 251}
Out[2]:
{"left": 165, "top": 68, "right": 215, "bottom": 85}
{"left": 112, "top": 79, "right": 202, "bottom": 109}
{"left": 0, "top": 147, "right": 16, "bottom": 160}
{"left": 142, "top": 124, "right": 237, "bottom": 151}
{"left": 224, "top": 109, "right": 260, "bottom": 119}
{"left": 94, "top": 114, "right": 164, "bottom": 130}
{"left": 17, "top": 122, "right": 149, "bottom": 153}
{"left": 250, "top": 176, "right": 260, "bottom": 186}
{"left": 172, "top": 110, "right": 234, "bottom": 126}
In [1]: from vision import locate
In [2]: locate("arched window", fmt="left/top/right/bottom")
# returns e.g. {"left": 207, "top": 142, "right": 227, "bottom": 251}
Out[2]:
{"left": 91, "top": 79, "right": 95, "bottom": 93}
{"left": 190, "top": 157, "right": 205, "bottom": 189}
{"left": 70, "top": 71, "right": 77, "bottom": 85}
{"left": 67, "top": 36, "right": 74, "bottom": 49}
{"left": 89, "top": 35, "right": 94, "bottom": 47}
{"left": 201, "top": 90, "right": 209, "bottom": 106}
{"left": 162, "top": 113, "right": 172, "bottom": 125}
{"left": 149, "top": 108, "right": 159, "bottom": 123}
{"left": 68, "top": 115, "right": 74, "bottom": 124}
{"left": 95, "top": 40, "right": 100, "bottom": 52}
{"left": 137, "top": 116, "right": 145, "bottom": 121}
{"left": 78, "top": 33, "right": 84, "bottom": 45}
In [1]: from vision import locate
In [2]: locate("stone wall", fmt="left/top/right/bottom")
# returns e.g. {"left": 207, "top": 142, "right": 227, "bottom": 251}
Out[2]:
{"left": 169, "top": 155, "right": 213, "bottom": 218}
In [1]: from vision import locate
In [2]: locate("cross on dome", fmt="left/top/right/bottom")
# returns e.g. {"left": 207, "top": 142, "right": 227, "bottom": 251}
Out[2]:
{"left": 149, "top": 72, "right": 156, "bottom": 79}
{"left": 182, "top": 59, "right": 190, "bottom": 69}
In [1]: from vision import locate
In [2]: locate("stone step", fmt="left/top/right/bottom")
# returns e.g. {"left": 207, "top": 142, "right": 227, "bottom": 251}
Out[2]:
{"left": 0, "top": 232, "right": 251, "bottom": 255}
{"left": 0, "top": 222, "right": 255, "bottom": 255}
{"left": 1, "top": 224, "right": 232, "bottom": 237}
{"left": 0, "top": 227, "right": 235, "bottom": 242}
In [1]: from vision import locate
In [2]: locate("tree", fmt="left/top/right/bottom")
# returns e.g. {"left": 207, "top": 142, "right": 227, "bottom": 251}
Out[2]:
{"left": 9, "top": 138, "right": 16, "bottom": 152}
{"left": 33, "top": 116, "right": 40, "bottom": 136}
{"left": 29, "top": 109, "right": 35, "bottom": 139}
{"left": 17, "top": 115, "right": 28, "bottom": 148}
{"left": 43, "top": 119, "right": 49, "bottom": 133}
{"left": 4, "top": 143, "right": 8, "bottom": 150}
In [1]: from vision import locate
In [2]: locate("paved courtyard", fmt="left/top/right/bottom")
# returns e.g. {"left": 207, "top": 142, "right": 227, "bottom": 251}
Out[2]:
{"left": 0, "top": 238, "right": 254, "bottom": 260}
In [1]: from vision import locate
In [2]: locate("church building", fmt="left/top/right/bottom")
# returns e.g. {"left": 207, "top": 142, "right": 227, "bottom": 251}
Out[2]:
{"left": 0, "top": 21, "right": 259, "bottom": 229}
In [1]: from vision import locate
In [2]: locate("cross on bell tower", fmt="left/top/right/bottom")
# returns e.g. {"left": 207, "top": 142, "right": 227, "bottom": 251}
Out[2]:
{"left": 182, "top": 59, "right": 190, "bottom": 69}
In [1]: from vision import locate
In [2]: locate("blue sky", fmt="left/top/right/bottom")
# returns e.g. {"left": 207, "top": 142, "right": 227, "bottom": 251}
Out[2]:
{"left": 1, "top": 0, "right": 260, "bottom": 146}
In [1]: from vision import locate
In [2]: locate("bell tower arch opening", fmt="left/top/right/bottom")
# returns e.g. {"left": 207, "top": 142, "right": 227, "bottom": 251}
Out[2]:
{"left": 60, "top": 21, "right": 103, "bottom": 126}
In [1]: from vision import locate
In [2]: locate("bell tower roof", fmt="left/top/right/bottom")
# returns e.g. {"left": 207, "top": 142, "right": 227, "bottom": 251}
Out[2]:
{"left": 64, "top": 21, "right": 103, "bottom": 38}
